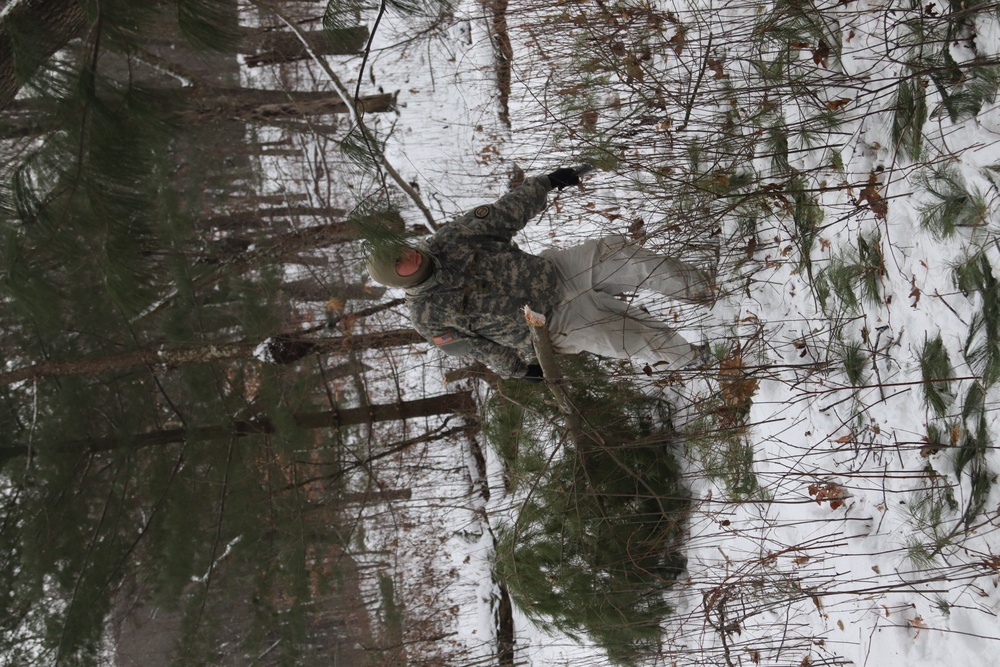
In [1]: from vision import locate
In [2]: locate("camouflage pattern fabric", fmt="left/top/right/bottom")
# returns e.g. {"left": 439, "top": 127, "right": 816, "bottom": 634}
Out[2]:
{"left": 406, "top": 176, "right": 560, "bottom": 378}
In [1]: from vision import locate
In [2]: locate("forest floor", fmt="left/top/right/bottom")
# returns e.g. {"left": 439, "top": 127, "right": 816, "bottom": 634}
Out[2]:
{"left": 299, "top": 0, "right": 1000, "bottom": 663}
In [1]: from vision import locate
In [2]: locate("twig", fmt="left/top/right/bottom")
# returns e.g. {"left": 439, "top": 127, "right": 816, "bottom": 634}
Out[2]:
{"left": 258, "top": 1, "right": 440, "bottom": 232}
{"left": 677, "top": 33, "right": 713, "bottom": 133}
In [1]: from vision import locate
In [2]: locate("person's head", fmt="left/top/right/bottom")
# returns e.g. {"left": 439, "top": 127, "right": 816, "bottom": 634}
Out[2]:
{"left": 365, "top": 245, "right": 433, "bottom": 288}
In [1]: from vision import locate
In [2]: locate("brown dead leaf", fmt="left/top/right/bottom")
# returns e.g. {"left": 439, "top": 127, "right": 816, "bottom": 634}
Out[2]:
{"left": 909, "top": 275, "right": 921, "bottom": 308}
{"left": 719, "top": 352, "right": 759, "bottom": 408}
{"left": 668, "top": 29, "right": 686, "bottom": 56}
{"left": 919, "top": 435, "right": 941, "bottom": 458}
{"left": 762, "top": 182, "right": 794, "bottom": 214}
{"left": 980, "top": 555, "right": 1000, "bottom": 571}
{"left": 857, "top": 171, "right": 888, "bottom": 220}
{"left": 812, "top": 39, "right": 831, "bottom": 67}
{"left": 629, "top": 217, "right": 647, "bottom": 242}
{"left": 826, "top": 97, "right": 851, "bottom": 111}
{"left": 707, "top": 57, "right": 727, "bottom": 79}
{"left": 339, "top": 313, "right": 358, "bottom": 334}
{"left": 326, "top": 297, "right": 346, "bottom": 314}
{"left": 624, "top": 54, "right": 645, "bottom": 82}
{"left": 808, "top": 482, "right": 848, "bottom": 510}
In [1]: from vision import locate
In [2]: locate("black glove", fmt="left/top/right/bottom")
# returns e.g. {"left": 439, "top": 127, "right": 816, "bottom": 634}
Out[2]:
{"left": 522, "top": 363, "right": 544, "bottom": 383}
{"left": 547, "top": 168, "right": 580, "bottom": 190}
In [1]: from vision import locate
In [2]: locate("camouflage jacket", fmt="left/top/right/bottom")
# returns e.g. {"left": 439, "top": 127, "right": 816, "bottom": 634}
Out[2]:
{"left": 406, "top": 175, "right": 561, "bottom": 378}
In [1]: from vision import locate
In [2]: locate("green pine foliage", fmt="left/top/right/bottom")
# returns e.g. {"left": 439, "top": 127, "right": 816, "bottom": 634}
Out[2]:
{"left": 892, "top": 75, "right": 928, "bottom": 162}
{"left": 177, "top": 0, "right": 243, "bottom": 52}
{"left": 953, "top": 418, "right": 993, "bottom": 526}
{"left": 764, "top": 118, "right": 790, "bottom": 176}
{"left": 917, "top": 165, "right": 987, "bottom": 238}
{"left": 905, "top": 464, "right": 960, "bottom": 567}
{"left": 897, "top": 1, "right": 1000, "bottom": 126}
{"left": 687, "top": 430, "right": 763, "bottom": 500}
{"left": 938, "top": 64, "right": 1000, "bottom": 123}
{"left": 820, "top": 231, "right": 885, "bottom": 313}
{"left": 0, "top": 2, "right": 341, "bottom": 663}
{"left": 919, "top": 334, "right": 954, "bottom": 417}
{"left": 486, "top": 357, "right": 688, "bottom": 666}
{"left": 951, "top": 382, "right": 996, "bottom": 527}
{"left": 955, "top": 252, "right": 1000, "bottom": 386}
{"left": 836, "top": 337, "right": 868, "bottom": 388}
{"left": 791, "top": 174, "right": 824, "bottom": 273}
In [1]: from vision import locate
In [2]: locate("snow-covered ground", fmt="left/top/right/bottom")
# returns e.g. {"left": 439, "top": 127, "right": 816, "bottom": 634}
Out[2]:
{"left": 250, "top": 0, "right": 1000, "bottom": 663}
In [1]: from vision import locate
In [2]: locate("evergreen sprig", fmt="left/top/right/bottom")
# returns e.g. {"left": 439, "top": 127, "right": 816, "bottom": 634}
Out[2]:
{"left": 917, "top": 164, "right": 987, "bottom": 238}
{"left": 919, "top": 333, "right": 954, "bottom": 417}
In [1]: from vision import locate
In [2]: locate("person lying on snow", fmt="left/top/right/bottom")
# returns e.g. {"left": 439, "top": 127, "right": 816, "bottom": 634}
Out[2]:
{"left": 365, "top": 166, "right": 717, "bottom": 382}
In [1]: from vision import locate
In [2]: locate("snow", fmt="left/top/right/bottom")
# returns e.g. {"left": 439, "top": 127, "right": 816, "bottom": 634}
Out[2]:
{"left": 248, "top": 0, "right": 1000, "bottom": 664}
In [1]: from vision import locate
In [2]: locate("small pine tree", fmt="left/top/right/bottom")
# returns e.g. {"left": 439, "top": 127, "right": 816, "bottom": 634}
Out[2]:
{"left": 487, "top": 356, "right": 688, "bottom": 666}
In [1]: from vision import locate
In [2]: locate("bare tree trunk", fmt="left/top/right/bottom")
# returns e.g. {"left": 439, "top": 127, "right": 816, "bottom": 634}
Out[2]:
{"left": 242, "top": 27, "right": 370, "bottom": 67}
{"left": 338, "top": 489, "right": 412, "bottom": 505}
{"left": 199, "top": 221, "right": 356, "bottom": 262}
{"left": 174, "top": 88, "right": 395, "bottom": 124}
{"left": 0, "top": 90, "right": 395, "bottom": 136}
{"left": 0, "top": 391, "right": 476, "bottom": 461}
{"left": 0, "top": 329, "right": 425, "bottom": 387}
{"left": 283, "top": 278, "right": 385, "bottom": 302}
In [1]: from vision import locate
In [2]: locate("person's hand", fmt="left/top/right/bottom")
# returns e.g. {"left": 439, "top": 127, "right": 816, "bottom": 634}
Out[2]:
{"left": 522, "top": 363, "right": 544, "bottom": 383}
{"left": 547, "top": 168, "right": 580, "bottom": 190}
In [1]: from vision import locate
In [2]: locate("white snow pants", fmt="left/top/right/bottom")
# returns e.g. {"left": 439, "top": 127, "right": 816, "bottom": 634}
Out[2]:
{"left": 540, "top": 235, "right": 712, "bottom": 368}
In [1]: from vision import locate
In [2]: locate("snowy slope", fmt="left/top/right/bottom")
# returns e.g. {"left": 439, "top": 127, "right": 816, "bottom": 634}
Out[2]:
{"left": 248, "top": 0, "right": 1000, "bottom": 663}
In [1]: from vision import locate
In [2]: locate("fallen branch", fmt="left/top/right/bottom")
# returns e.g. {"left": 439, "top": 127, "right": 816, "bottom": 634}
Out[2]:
{"left": 523, "top": 305, "right": 604, "bottom": 449}
{"left": 257, "top": 1, "right": 440, "bottom": 233}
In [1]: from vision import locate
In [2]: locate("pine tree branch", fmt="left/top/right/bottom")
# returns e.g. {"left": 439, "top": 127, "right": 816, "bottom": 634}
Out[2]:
{"left": 257, "top": 1, "right": 440, "bottom": 233}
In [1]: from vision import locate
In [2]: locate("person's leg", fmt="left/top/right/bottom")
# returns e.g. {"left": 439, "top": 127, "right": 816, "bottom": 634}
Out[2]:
{"left": 543, "top": 240, "right": 702, "bottom": 367}
{"left": 546, "top": 289, "right": 700, "bottom": 368}
{"left": 589, "top": 235, "right": 715, "bottom": 303}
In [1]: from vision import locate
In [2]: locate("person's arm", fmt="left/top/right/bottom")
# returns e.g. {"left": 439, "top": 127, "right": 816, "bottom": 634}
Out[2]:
{"left": 468, "top": 175, "right": 552, "bottom": 239}
{"left": 420, "top": 327, "right": 531, "bottom": 379}
{"left": 464, "top": 337, "right": 532, "bottom": 379}
{"left": 442, "top": 169, "right": 585, "bottom": 241}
